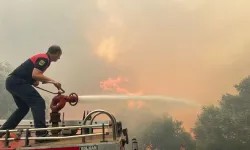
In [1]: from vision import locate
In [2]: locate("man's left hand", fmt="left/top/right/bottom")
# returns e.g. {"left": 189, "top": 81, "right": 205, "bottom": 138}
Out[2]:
{"left": 33, "top": 81, "right": 39, "bottom": 87}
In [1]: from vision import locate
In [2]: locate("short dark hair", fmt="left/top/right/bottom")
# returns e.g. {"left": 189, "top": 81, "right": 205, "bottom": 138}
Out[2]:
{"left": 47, "top": 45, "right": 62, "bottom": 54}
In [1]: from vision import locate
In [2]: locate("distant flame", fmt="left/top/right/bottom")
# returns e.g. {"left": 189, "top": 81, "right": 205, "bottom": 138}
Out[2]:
{"left": 100, "top": 76, "right": 143, "bottom": 95}
{"left": 145, "top": 144, "right": 153, "bottom": 150}
{"left": 100, "top": 76, "right": 144, "bottom": 108}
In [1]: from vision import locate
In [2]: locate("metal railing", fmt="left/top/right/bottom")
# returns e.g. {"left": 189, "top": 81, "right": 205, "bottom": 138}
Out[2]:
{"left": 82, "top": 109, "right": 118, "bottom": 140}
{"left": 0, "top": 120, "right": 110, "bottom": 127}
{"left": 0, "top": 123, "right": 109, "bottom": 148}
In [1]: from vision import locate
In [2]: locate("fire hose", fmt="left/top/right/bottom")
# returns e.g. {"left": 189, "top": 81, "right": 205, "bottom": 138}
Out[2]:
{"left": 35, "top": 81, "right": 78, "bottom": 112}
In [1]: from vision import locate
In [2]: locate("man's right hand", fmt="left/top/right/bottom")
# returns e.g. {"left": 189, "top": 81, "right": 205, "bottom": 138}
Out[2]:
{"left": 53, "top": 81, "right": 62, "bottom": 90}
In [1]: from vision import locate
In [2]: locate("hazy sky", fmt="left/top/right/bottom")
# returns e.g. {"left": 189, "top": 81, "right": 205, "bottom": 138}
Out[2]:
{"left": 1, "top": 0, "right": 250, "bottom": 130}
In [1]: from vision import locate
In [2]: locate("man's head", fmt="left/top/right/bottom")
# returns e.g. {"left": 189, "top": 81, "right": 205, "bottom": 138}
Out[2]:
{"left": 47, "top": 45, "right": 62, "bottom": 62}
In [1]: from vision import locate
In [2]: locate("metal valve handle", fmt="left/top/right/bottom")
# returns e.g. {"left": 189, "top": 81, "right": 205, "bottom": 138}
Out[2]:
{"left": 35, "top": 81, "right": 65, "bottom": 94}
{"left": 68, "top": 93, "right": 78, "bottom": 106}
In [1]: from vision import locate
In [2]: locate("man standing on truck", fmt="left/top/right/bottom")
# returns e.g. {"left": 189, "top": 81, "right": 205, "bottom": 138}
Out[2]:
{"left": 0, "top": 45, "right": 62, "bottom": 143}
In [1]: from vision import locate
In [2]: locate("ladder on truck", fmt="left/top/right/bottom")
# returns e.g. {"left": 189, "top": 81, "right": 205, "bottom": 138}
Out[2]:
{"left": 0, "top": 109, "right": 134, "bottom": 150}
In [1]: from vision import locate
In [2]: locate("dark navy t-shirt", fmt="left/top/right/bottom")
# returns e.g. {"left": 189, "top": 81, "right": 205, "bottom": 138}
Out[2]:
{"left": 9, "top": 53, "right": 51, "bottom": 84}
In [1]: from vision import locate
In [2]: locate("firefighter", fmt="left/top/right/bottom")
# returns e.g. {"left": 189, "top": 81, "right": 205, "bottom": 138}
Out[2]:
{"left": 0, "top": 45, "right": 62, "bottom": 143}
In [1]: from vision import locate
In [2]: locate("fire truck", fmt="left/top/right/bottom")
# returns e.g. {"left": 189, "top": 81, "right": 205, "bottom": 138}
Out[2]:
{"left": 0, "top": 82, "right": 138, "bottom": 150}
{"left": 0, "top": 110, "right": 137, "bottom": 150}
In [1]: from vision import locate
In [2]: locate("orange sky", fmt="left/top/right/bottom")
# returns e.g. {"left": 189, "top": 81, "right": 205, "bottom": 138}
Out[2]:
{"left": 81, "top": 0, "right": 250, "bottom": 104}
{"left": 65, "top": 0, "right": 250, "bottom": 130}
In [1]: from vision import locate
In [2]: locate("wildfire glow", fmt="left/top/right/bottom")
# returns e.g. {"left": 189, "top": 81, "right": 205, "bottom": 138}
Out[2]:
{"left": 100, "top": 76, "right": 144, "bottom": 109}
{"left": 92, "top": 0, "right": 126, "bottom": 63}
{"left": 96, "top": 36, "right": 117, "bottom": 63}
{"left": 145, "top": 144, "right": 153, "bottom": 150}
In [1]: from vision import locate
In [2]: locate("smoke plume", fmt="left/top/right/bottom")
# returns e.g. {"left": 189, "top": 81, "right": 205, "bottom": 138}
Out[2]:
{"left": 1, "top": 0, "right": 250, "bottom": 132}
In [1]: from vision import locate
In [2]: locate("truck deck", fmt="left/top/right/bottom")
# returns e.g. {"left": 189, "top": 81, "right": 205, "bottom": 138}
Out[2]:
{"left": 0, "top": 110, "right": 134, "bottom": 150}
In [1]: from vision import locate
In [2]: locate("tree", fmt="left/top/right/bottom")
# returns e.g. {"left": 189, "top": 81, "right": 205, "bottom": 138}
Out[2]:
{"left": 0, "top": 61, "right": 50, "bottom": 120}
{"left": 140, "top": 115, "right": 196, "bottom": 150}
{"left": 193, "top": 75, "right": 250, "bottom": 150}
{"left": 0, "top": 61, "right": 18, "bottom": 119}
{"left": 192, "top": 105, "right": 227, "bottom": 150}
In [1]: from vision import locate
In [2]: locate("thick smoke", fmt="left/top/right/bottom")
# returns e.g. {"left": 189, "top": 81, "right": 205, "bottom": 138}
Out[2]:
{"left": 1, "top": 0, "right": 250, "bottom": 133}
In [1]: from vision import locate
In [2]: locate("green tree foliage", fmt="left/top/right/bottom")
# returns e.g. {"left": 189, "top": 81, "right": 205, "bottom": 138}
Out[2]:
{"left": 193, "top": 75, "right": 250, "bottom": 150}
{"left": 140, "top": 115, "right": 196, "bottom": 150}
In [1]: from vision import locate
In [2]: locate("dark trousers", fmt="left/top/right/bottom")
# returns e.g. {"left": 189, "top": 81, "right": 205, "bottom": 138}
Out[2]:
{"left": 0, "top": 75, "right": 47, "bottom": 137}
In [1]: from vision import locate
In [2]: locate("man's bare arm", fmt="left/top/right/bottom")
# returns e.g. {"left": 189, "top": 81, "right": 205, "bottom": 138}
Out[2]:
{"left": 32, "top": 68, "right": 55, "bottom": 83}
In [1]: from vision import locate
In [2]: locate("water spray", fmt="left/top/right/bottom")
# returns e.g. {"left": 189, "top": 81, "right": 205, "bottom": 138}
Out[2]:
{"left": 78, "top": 95, "right": 200, "bottom": 106}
